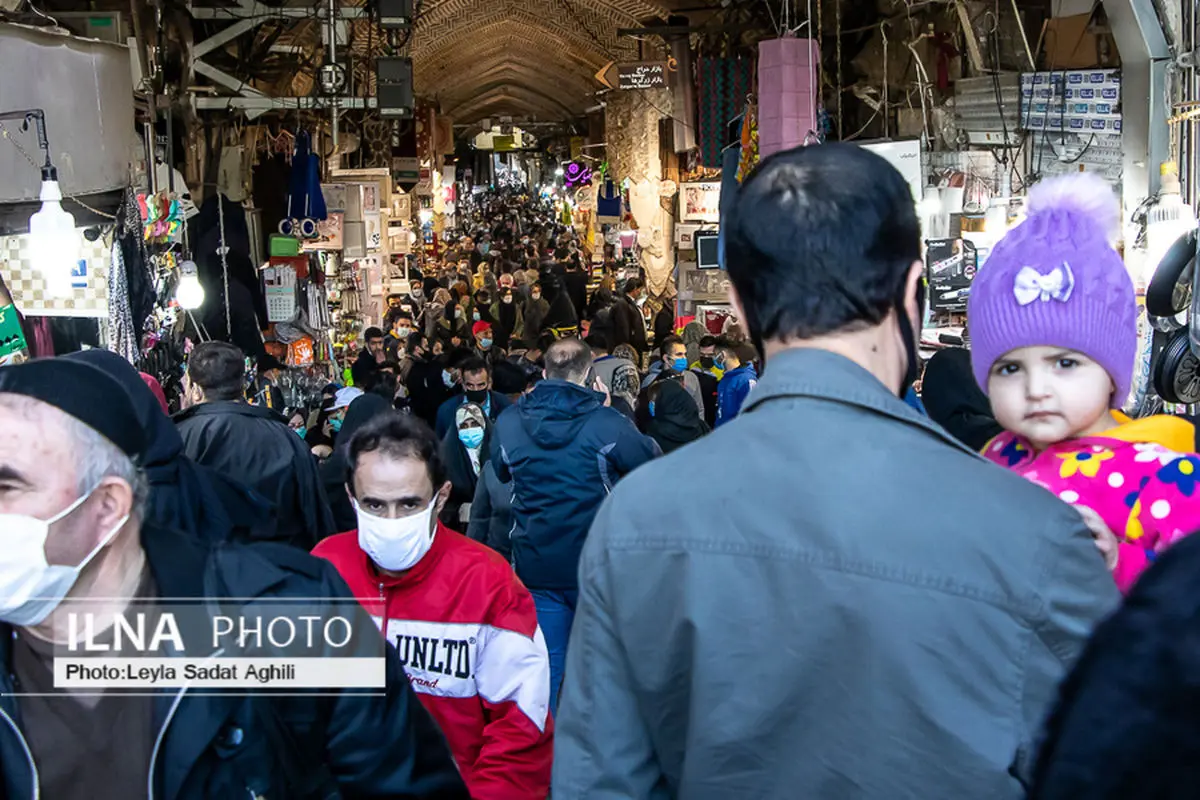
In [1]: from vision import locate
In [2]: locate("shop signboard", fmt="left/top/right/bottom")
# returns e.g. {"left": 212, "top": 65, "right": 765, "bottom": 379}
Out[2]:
{"left": 493, "top": 135, "right": 517, "bottom": 152}
{"left": 617, "top": 62, "right": 669, "bottom": 90}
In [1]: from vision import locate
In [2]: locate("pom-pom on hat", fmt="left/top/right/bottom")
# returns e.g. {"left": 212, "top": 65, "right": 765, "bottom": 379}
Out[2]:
{"left": 967, "top": 173, "right": 1136, "bottom": 407}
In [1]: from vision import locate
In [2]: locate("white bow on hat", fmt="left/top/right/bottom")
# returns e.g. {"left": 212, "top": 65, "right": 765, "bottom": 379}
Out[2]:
{"left": 1013, "top": 263, "right": 1075, "bottom": 306}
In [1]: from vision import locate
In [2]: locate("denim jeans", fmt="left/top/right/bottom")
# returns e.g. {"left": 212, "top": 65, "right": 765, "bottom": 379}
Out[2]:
{"left": 530, "top": 589, "right": 578, "bottom": 717}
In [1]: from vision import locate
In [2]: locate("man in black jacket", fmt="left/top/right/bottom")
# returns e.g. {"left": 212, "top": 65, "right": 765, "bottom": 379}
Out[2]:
{"left": 176, "top": 341, "right": 335, "bottom": 548}
{"left": 0, "top": 356, "right": 468, "bottom": 800}
{"left": 611, "top": 278, "right": 648, "bottom": 357}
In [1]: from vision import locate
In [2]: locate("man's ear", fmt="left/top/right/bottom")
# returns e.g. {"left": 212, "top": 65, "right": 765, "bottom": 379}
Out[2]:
{"left": 434, "top": 481, "right": 452, "bottom": 515}
{"left": 92, "top": 476, "right": 135, "bottom": 536}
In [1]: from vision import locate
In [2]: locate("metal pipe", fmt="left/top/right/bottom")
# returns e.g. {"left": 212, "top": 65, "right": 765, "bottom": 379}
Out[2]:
{"left": 328, "top": 0, "right": 339, "bottom": 160}
{"left": 0, "top": 109, "right": 50, "bottom": 168}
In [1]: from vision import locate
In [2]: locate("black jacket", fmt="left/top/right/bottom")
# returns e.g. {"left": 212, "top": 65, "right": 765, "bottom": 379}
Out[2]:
{"left": 920, "top": 347, "right": 1004, "bottom": 452}
{"left": 440, "top": 427, "right": 489, "bottom": 533}
{"left": 611, "top": 295, "right": 648, "bottom": 354}
{"left": 562, "top": 269, "right": 589, "bottom": 321}
{"left": 0, "top": 525, "right": 468, "bottom": 800}
{"left": 175, "top": 401, "right": 335, "bottom": 548}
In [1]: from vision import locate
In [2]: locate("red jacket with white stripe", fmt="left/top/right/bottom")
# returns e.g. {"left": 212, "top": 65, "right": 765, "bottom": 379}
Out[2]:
{"left": 313, "top": 524, "right": 553, "bottom": 799}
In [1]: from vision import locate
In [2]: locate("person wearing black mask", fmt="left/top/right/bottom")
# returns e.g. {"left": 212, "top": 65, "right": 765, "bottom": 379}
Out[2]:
{"left": 434, "top": 357, "right": 512, "bottom": 439}
{"left": 553, "top": 142, "right": 1115, "bottom": 798}
{"left": 405, "top": 334, "right": 454, "bottom": 428}
{"left": 920, "top": 347, "right": 1004, "bottom": 452}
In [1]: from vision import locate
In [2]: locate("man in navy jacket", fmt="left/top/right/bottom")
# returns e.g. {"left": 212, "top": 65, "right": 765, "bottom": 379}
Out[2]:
{"left": 491, "top": 338, "right": 658, "bottom": 715}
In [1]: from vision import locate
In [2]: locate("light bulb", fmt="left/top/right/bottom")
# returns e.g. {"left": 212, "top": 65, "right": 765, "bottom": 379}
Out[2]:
{"left": 555, "top": 167, "right": 565, "bottom": 176}
{"left": 28, "top": 176, "right": 79, "bottom": 298}
{"left": 176, "top": 260, "right": 205, "bottom": 310}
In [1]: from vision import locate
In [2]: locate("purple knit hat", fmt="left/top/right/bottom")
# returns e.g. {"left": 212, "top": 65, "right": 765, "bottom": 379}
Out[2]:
{"left": 967, "top": 173, "right": 1136, "bottom": 407}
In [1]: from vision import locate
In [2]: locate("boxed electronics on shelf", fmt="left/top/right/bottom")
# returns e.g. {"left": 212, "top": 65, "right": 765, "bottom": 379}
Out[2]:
{"left": 1019, "top": 69, "right": 1122, "bottom": 133}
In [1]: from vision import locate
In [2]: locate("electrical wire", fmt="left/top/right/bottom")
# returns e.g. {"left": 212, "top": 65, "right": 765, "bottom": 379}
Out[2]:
{"left": 0, "top": 120, "right": 118, "bottom": 219}
{"left": 24, "top": 0, "right": 57, "bottom": 27}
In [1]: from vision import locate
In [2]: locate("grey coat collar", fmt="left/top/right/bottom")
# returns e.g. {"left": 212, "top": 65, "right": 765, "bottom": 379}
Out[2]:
{"left": 743, "top": 348, "right": 977, "bottom": 456}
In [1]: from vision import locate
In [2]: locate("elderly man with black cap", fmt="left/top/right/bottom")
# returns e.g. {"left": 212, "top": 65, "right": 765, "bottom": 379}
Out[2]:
{"left": 175, "top": 341, "right": 335, "bottom": 548}
{"left": 0, "top": 355, "right": 469, "bottom": 800}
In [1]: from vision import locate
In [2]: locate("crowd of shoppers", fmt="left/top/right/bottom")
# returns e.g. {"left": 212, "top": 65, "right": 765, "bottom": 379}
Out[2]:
{"left": 4, "top": 158, "right": 1200, "bottom": 797}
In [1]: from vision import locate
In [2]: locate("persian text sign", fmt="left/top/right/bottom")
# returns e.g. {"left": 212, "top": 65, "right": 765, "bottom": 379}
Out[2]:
{"left": 618, "top": 62, "right": 669, "bottom": 90}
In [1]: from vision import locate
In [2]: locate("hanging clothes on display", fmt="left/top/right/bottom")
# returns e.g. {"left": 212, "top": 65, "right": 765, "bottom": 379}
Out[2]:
{"left": 597, "top": 179, "right": 622, "bottom": 225}
{"left": 283, "top": 130, "right": 327, "bottom": 236}
{"left": 194, "top": 194, "right": 269, "bottom": 358}
{"left": 113, "top": 187, "right": 158, "bottom": 357}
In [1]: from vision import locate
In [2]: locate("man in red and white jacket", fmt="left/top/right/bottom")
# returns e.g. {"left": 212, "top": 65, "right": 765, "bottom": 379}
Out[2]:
{"left": 313, "top": 412, "right": 552, "bottom": 799}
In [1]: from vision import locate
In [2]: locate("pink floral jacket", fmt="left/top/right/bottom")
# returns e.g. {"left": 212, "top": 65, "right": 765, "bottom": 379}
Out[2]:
{"left": 982, "top": 413, "right": 1200, "bottom": 594}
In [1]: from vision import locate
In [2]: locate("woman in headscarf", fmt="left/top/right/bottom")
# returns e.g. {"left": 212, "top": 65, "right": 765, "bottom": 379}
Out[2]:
{"left": 644, "top": 379, "right": 709, "bottom": 454}
{"left": 320, "top": 393, "right": 393, "bottom": 533}
{"left": 537, "top": 269, "right": 579, "bottom": 339}
{"left": 495, "top": 285, "right": 525, "bottom": 351}
{"left": 65, "top": 348, "right": 272, "bottom": 542}
{"left": 587, "top": 275, "right": 617, "bottom": 320}
{"left": 608, "top": 362, "right": 640, "bottom": 423}
{"left": 424, "top": 287, "right": 450, "bottom": 339}
{"left": 440, "top": 402, "right": 489, "bottom": 533}
{"left": 920, "top": 347, "right": 1004, "bottom": 452}
{"left": 524, "top": 281, "right": 550, "bottom": 338}
{"left": 436, "top": 288, "right": 471, "bottom": 349}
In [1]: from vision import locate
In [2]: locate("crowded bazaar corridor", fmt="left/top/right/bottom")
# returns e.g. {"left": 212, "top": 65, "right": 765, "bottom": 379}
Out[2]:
{"left": 0, "top": 0, "right": 1199, "bottom": 796}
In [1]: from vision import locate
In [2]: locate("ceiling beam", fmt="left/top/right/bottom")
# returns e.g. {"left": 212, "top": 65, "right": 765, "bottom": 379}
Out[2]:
{"left": 443, "top": 79, "right": 580, "bottom": 117}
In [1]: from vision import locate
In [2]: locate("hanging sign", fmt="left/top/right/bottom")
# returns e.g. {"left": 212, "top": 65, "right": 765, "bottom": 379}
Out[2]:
{"left": 617, "top": 62, "right": 669, "bottom": 90}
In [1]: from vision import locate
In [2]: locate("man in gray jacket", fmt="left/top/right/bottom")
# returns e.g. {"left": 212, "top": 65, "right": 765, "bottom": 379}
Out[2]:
{"left": 552, "top": 143, "right": 1120, "bottom": 799}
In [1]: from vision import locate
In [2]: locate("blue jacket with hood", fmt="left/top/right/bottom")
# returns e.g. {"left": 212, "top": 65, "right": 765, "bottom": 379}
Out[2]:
{"left": 492, "top": 379, "right": 659, "bottom": 590}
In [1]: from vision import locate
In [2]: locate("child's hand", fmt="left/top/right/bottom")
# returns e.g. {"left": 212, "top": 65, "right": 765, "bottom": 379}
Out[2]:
{"left": 1076, "top": 504, "right": 1120, "bottom": 571}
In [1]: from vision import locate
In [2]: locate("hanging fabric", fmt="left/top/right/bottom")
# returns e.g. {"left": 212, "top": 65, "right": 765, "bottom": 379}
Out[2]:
{"left": 697, "top": 58, "right": 756, "bottom": 168}
{"left": 107, "top": 239, "right": 139, "bottom": 363}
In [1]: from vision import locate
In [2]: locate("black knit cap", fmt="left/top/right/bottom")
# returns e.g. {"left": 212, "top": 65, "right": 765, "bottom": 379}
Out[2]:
{"left": 0, "top": 357, "right": 146, "bottom": 459}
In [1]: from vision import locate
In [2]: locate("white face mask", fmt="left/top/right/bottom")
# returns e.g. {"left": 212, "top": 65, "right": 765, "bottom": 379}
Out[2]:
{"left": 354, "top": 497, "right": 438, "bottom": 572}
{"left": 0, "top": 488, "right": 128, "bottom": 627}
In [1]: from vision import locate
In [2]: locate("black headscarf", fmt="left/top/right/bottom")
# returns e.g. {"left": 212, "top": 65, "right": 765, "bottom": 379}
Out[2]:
{"left": 646, "top": 380, "right": 709, "bottom": 454}
{"left": 65, "top": 349, "right": 272, "bottom": 542}
{"left": 920, "top": 348, "right": 1004, "bottom": 452}
{"left": 320, "top": 394, "right": 393, "bottom": 533}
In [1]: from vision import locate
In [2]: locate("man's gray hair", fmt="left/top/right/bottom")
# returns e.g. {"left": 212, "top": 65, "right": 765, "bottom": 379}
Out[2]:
{"left": 65, "top": 415, "right": 149, "bottom": 520}
{"left": 544, "top": 337, "right": 593, "bottom": 385}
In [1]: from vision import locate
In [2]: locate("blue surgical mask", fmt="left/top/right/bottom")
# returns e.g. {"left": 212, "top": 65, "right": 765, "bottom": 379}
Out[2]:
{"left": 330, "top": 416, "right": 343, "bottom": 433}
{"left": 442, "top": 370, "right": 456, "bottom": 388}
{"left": 458, "top": 427, "right": 484, "bottom": 449}
{"left": 473, "top": 311, "right": 482, "bottom": 322}
{"left": 672, "top": 357, "right": 688, "bottom": 372}
{"left": 648, "top": 401, "right": 656, "bottom": 418}
{"left": 480, "top": 338, "right": 493, "bottom": 349}
{"left": 294, "top": 426, "right": 307, "bottom": 439}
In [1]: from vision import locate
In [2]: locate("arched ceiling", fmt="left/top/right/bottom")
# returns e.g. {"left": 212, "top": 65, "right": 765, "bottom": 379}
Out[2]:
{"left": 412, "top": 0, "right": 670, "bottom": 122}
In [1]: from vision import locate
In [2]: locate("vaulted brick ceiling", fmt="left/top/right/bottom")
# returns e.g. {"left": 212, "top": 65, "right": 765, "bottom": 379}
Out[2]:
{"left": 412, "top": 0, "right": 669, "bottom": 122}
